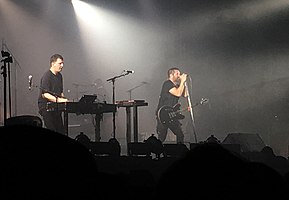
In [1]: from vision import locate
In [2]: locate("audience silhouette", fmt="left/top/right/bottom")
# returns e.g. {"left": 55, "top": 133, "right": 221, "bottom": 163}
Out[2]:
{"left": 0, "top": 124, "right": 99, "bottom": 199}
{"left": 1, "top": 123, "right": 289, "bottom": 200}
{"left": 153, "top": 143, "right": 288, "bottom": 199}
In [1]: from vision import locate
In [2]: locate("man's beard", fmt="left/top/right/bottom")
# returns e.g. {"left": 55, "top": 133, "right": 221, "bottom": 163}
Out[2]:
{"left": 175, "top": 78, "right": 181, "bottom": 87}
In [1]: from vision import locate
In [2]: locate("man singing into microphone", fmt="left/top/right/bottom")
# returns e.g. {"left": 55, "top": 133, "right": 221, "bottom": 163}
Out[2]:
{"left": 38, "top": 54, "right": 69, "bottom": 135}
{"left": 156, "top": 67, "right": 188, "bottom": 144}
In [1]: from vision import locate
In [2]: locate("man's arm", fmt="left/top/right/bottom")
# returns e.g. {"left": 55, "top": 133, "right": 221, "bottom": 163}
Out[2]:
{"left": 169, "top": 73, "right": 188, "bottom": 97}
{"left": 182, "top": 82, "right": 188, "bottom": 97}
{"left": 42, "top": 92, "right": 68, "bottom": 103}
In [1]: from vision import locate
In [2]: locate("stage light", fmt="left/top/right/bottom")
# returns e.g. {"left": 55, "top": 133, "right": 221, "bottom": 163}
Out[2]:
{"left": 145, "top": 134, "right": 164, "bottom": 157}
{"left": 72, "top": 0, "right": 98, "bottom": 23}
{"left": 1, "top": 50, "right": 10, "bottom": 57}
{"left": 206, "top": 135, "right": 220, "bottom": 144}
{"left": 1, "top": 56, "right": 13, "bottom": 63}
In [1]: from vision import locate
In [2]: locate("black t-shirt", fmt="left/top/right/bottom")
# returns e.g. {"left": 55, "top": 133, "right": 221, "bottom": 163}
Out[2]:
{"left": 156, "top": 80, "right": 179, "bottom": 113}
{"left": 38, "top": 70, "right": 63, "bottom": 111}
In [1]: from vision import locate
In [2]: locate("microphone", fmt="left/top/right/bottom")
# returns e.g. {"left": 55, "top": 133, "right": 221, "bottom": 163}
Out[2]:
{"left": 124, "top": 70, "right": 134, "bottom": 74}
{"left": 28, "top": 75, "right": 33, "bottom": 90}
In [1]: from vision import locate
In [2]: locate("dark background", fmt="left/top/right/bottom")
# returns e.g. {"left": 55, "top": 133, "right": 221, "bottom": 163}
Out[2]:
{"left": 1, "top": 0, "right": 289, "bottom": 156}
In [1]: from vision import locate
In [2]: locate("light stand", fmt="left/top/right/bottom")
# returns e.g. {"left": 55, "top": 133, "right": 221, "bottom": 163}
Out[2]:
{"left": 1, "top": 51, "right": 13, "bottom": 126}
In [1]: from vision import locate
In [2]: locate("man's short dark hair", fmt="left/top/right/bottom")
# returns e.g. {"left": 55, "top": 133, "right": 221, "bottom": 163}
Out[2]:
{"left": 167, "top": 67, "right": 180, "bottom": 77}
{"left": 50, "top": 54, "right": 63, "bottom": 65}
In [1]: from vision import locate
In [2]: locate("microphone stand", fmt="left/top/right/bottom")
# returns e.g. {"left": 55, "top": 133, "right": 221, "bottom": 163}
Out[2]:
{"left": 107, "top": 71, "right": 131, "bottom": 139}
{"left": 185, "top": 81, "right": 198, "bottom": 143}
{"left": 126, "top": 82, "right": 147, "bottom": 100}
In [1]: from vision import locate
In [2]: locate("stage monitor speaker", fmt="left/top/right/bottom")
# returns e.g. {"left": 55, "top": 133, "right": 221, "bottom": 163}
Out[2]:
{"left": 127, "top": 142, "right": 150, "bottom": 156}
{"left": 190, "top": 143, "right": 241, "bottom": 155}
{"left": 90, "top": 140, "right": 121, "bottom": 156}
{"left": 222, "top": 133, "right": 265, "bottom": 152}
{"left": 6, "top": 115, "right": 43, "bottom": 127}
{"left": 163, "top": 144, "right": 189, "bottom": 157}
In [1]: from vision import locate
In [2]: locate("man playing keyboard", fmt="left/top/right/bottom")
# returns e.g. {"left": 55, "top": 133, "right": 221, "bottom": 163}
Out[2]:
{"left": 38, "top": 54, "right": 69, "bottom": 135}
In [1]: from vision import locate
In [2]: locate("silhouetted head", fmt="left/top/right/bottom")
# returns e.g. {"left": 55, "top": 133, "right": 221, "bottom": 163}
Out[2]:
{"left": 0, "top": 125, "right": 99, "bottom": 199}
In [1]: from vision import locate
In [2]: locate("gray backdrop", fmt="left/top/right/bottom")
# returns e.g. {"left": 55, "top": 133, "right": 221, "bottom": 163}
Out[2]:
{"left": 1, "top": 0, "right": 289, "bottom": 156}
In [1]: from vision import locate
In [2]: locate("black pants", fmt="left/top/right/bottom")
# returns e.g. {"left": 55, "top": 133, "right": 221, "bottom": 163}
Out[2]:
{"left": 156, "top": 117, "right": 184, "bottom": 144}
{"left": 40, "top": 110, "right": 65, "bottom": 135}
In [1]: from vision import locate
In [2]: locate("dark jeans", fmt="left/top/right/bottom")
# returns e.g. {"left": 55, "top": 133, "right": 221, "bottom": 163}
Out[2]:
{"left": 156, "top": 117, "right": 184, "bottom": 144}
{"left": 39, "top": 110, "right": 65, "bottom": 135}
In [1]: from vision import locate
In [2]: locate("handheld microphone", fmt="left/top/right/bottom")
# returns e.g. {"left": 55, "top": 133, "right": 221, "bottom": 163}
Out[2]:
{"left": 124, "top": 70, "right": 134, "bottom": 74}
{"left": 28, "top": 75, "right": 33, "bottom": 90}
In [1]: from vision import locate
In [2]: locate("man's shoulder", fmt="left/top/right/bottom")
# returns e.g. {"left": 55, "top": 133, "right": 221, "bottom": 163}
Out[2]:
{"left": 43, "top": 70, "right": 52, "bottom": 76}
{"left": 163, "top": 79, "right": 174, "bottom": 88}
{"left": 163, "top": 79, "right": 173, "bottom": 85}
